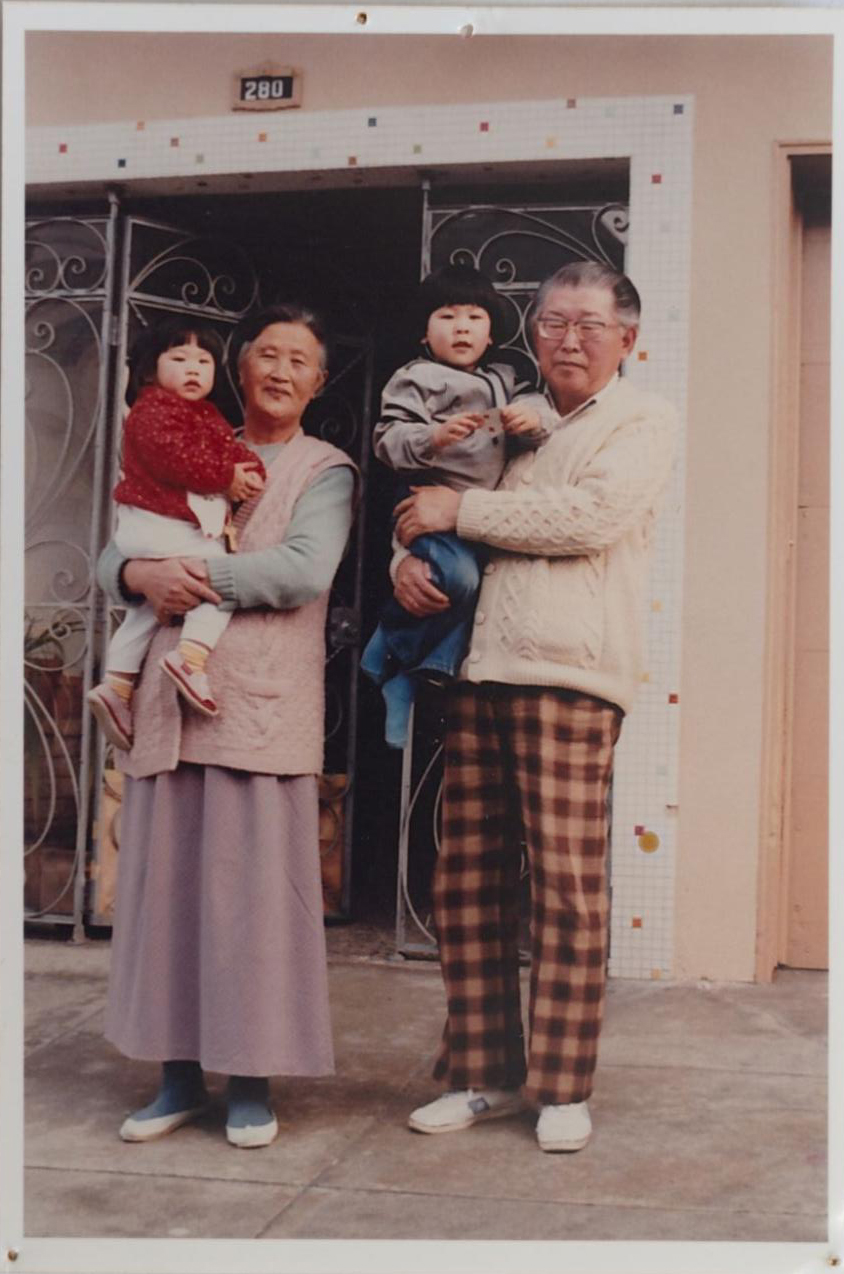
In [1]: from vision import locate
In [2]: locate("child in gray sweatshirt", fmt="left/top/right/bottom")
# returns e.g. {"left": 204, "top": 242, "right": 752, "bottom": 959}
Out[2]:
{"left": 361, "top": 264, "right": 554, "bottom": 747}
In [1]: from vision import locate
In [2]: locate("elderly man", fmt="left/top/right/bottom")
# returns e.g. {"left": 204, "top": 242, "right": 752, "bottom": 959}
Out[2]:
{"left": 393, "top": 261, "right": 676, "bottom": 1152}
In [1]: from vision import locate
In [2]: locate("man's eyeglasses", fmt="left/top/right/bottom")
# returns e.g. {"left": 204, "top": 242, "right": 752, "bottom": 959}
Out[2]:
{"left": 535, "top": 316, "right": 619, "bottom": 343}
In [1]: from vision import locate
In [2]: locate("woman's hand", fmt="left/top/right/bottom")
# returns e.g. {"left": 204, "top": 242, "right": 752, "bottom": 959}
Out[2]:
{"left": 394, "top": 556, "right": 450, "bottom": 618}
{"left": 394, "top": 486, "right": 462, "bottom": 546}
{"left": 228, "top": 462, "right": 265, "bottom": 502}
{"left": 123, "top": 557, "right": 222, "bottom": 623}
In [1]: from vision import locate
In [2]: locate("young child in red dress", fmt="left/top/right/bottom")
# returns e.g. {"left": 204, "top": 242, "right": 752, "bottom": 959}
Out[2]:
{"left": 87, "top": 319, "right": 266, "bottom": 751}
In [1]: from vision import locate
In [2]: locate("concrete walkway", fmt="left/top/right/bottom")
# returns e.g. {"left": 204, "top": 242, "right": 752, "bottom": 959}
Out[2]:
{"left": 23, "top": 935, "right": 826, "bottom": 1242}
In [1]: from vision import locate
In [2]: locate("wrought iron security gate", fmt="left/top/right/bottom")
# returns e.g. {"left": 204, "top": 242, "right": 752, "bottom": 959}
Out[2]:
{"left": 24, "top": 204, "right": 120, "bottom": 930}
{"left": 24, "top": 196, "right": 371, "bottom": 931}
{"left": 395, "top": 186, "right": 628, "bottom": 955}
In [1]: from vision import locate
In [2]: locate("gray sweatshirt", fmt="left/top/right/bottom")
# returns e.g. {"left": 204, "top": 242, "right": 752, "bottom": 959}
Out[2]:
{"left": 373, "top": 358, "right": 555, "bottom": 493}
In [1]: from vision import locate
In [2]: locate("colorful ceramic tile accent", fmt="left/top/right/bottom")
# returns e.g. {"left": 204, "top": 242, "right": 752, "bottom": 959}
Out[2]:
{"left": 651, "top": 600, "right": 662, "bottom": 611}
{"left": 258, "top": 133, "right": 268, "bottom": 143}
{"left": 674, "top": 104, "right": 685, "bottom": 115}
{"left": 651, "top": 173, "right": 662, "bottom": 184}
{"left": 195, "top": 154, "right": 205, "bottom": 164}
{"left": 136, "top": 121, "right": 145, "bottom": 131}
{"left": 170, "top": 138, "right": 180, "bottom": 148}
{"left": 546, "top": 136, "right": 557, "bottom": 148}
{"left": 638, "top": 831, "right": 660, "bottom": 853}
{"left": 58, "top": 144, "right": 67, "bottom": 154}
{"left": 632, "top": 917, "right": 643, "bottom": 928}
{"left": 635, "top": 825, "right": 645, "bottom": 836}
{"left": 651, "top": 969, "right": 662, "bottom": 980}
{"left": 479, "top": 122, "right": 490, "bottom": 132}
{"left": 117, "top": 159, "right": 126, "bottom": 168}
{"left": 669, "top": 693, "right": 679, "bottom": 704}
{"left": 368, "top": 117, "right": 377, "bottom": 127}
{"left": 348, "top": 156, "right": 357, "bottom": 166}
{"left": 640, "top": 672, "right": 651, "bottom": 683}
{"left": 638, "top": 351, "right": 648, "bottom": 361}
{"left": 566, "top": 98, "right": 577, "bottom": 108}
{"left": 413, "top": 144, "right": 422, "bottom": 154}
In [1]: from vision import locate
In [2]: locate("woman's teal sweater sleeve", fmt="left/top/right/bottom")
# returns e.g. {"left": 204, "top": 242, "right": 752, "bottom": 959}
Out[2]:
{"left": 96, "top": 466, "right": 355, "bottom": 612}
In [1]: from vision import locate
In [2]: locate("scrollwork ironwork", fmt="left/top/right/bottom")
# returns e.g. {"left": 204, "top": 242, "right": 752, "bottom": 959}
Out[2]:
{"left": 25, "top": 218, "right": 110, "bottom": 295}
{"left": 431, "top": 202, "right": 628, "bottom": 282}
{"left": 128, "top": 226, "right": 260, "bottom": 319}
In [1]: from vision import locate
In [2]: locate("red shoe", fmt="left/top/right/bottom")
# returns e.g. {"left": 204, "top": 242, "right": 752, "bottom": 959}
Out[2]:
{"left": 87, "top": 682, "right": 133, "bottom": 751}
{"left": 160, "top": 652, "right": 219, "bottom": 717}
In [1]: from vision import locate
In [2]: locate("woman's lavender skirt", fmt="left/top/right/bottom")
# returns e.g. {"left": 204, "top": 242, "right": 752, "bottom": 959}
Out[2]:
{"left": 104, "top": 763, "right": 335, "bottom": 1078}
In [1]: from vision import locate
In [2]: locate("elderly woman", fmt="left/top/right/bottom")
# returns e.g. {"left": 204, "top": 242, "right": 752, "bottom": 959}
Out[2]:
{"left": 393, "top": 262, "right": 676, "bottom": 1153}
{"left": 96, "top": 304, "right": 356, "bottom": 1148}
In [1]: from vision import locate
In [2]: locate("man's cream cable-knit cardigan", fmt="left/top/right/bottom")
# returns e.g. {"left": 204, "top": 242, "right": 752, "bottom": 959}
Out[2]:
{"left": 455, "top": 377, "right": 677, "bottom": 713}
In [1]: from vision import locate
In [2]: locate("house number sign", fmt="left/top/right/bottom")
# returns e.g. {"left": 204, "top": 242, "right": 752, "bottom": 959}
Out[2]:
{"left": 232, "top": 64, "right": 302, "bottom": 111}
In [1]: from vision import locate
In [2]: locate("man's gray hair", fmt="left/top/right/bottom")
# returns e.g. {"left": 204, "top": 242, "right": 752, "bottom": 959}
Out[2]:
{"left": 529, "top": 262, "right": 641, "bottom": 336}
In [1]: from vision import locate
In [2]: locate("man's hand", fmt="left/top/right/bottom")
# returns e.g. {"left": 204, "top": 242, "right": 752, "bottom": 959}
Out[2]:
{"left": 500, "top": 403, "right": 542, "bottom": 436}
{"left": 432, "top": 412, "right": 484, "bottom": 450}
{"left": 394, "top": 486, "right": 462, "bottom": 545}
{"left": 228, "top": 462, "right": 265, "bottom": 502}
{"left": 394, "top": 556, "right": 450, "bottom": 618}
{"left": 123, "top": 557, "right": 222, "bottom": 624}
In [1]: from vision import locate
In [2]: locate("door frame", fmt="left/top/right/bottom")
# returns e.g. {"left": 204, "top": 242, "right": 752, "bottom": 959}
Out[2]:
{"left": 756, "top": 139, "right": 831, "bottom": 981}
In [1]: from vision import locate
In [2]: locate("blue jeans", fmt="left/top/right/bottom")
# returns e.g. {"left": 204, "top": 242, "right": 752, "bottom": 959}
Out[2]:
{"left": 361, "top": 531, "right": 484, "bottom": 748}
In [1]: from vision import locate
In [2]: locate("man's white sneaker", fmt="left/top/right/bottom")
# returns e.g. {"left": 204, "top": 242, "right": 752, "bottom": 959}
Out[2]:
{"left": 536, "top": 1100, "right": 592, "bottom": 1152}
{"left": 408, "top": 1088, "right": 524, "bottom": 1134}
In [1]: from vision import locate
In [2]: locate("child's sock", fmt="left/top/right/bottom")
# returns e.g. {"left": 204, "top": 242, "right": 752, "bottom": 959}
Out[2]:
{"left": 105, "top": 671, "right": 137, "bottom": 703}
{"left": 176, "top": 639, "right": 211, "bottom": 673}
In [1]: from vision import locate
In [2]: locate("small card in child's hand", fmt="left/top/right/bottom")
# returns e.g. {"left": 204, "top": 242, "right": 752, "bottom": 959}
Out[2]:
{"left": 479, "top": 408, "right": 504, "bottom": 435}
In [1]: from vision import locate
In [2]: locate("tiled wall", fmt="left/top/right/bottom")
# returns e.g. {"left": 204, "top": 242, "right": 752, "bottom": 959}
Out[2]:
{"left": 27, "top": 92, "right": 692, "bottom": 978}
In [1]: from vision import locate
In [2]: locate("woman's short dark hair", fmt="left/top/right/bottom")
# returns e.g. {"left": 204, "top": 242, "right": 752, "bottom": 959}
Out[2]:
{"left": 415, "top": 264, "right": 506, "bottom": 348}
{"left": 528, "top": 261, "right": 641, "bottom": 347}
{"left": 125, "top": 318, "right": 225, "bottom": 406}
{"left": 232, "top": 303, "right": 330, "bottom": 372}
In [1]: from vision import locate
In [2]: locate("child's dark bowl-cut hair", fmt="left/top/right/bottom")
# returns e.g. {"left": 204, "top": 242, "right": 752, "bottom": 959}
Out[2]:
{"left": 415, "top": 264, "right": 506, "bottom": 349}
{"left": 125, "top": 318, "right": 226, "bottom": 406}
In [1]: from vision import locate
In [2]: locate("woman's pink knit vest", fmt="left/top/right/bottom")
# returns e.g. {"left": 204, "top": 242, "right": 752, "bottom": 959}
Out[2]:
{"left": 121, "top": 431, "right": 355, "bottom": 780}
